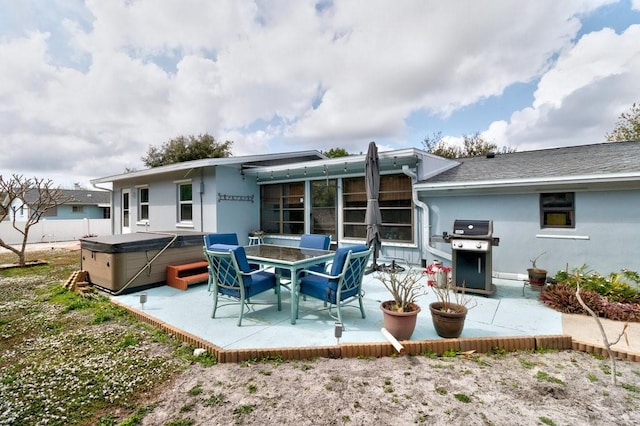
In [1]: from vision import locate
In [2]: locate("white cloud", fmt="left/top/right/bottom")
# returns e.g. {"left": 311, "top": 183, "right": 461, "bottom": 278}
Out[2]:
{"left": 485, "top": 24, "right": 640, "bottom": 149}
{"left": 0, "top": 0, "right": 633, "bottom": 186}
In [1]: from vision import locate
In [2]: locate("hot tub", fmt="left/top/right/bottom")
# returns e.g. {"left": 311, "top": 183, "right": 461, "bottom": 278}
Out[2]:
{"left": 80, "top": 231, "right": 206, "bottom": 294}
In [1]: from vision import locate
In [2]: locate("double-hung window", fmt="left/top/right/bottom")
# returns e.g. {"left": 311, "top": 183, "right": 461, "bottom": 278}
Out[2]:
{"left": 177, "top": 181, "right": 193, "bottom": 223}
{"left": 138, "top": 187, "right": 149, "bottom": 222}
{"left": 343, "top": 174, "right": 414, "bottom": 242}
{"left": 540, "top": 192, "right": 574, "bottom": 228}
{"left": 260, "top": 182, "right": 305, "bottom": 234}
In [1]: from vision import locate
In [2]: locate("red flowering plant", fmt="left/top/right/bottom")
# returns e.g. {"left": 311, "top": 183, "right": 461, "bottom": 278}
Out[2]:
{"left": 423, "top": 262, "right": 476, "bottom": 313}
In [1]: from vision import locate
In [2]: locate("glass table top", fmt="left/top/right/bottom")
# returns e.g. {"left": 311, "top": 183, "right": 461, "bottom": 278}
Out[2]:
{"left": 244, "top": 244, "right": 333, "bottom": 263}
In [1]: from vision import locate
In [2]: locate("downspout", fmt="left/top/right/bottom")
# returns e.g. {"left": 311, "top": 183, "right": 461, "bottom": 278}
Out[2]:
{"left": 91, "top": 182, "right": 114, "bottom": 236}
{"left": 402, "top": 165, "right": 451, "bottom": 264}
{"left": 199, "top": 168, "right": 205, "bottom": 232}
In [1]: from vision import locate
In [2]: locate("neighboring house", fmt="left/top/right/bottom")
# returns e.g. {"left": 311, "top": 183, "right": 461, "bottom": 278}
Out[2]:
{"left": 91, "top": 141, "right": 640, "bottom": 276}
{"left": 3, "top": 189, "right": 111, "bottom": 222}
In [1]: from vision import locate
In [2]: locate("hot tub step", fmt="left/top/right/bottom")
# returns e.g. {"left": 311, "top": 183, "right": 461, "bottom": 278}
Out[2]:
{"left": 166, "top": 261, "right": 209, "bottom": 291}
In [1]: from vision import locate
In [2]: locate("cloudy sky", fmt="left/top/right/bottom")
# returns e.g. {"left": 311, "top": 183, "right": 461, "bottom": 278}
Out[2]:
{"left": 1, "top": 0, "right": 639, "bottom": 188}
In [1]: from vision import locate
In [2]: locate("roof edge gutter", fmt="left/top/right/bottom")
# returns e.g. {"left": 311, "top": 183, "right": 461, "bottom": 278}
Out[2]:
{"left": 91, "top": 182, "right": 114, "bottom": 235}
{"left": 402, "top": 165, "right": 451, "bottom": 263}
{"left": 415, "top": 171, "right": 640, "bottom": 192}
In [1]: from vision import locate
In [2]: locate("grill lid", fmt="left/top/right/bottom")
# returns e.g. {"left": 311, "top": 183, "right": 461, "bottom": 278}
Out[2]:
{"left": 452, "top": 220, "right": 493, "bottom": 238}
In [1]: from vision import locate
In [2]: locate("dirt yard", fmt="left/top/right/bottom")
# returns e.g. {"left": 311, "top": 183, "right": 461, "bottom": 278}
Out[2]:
{"left": 140, "top": 350, "right": 639, "bottom": 425}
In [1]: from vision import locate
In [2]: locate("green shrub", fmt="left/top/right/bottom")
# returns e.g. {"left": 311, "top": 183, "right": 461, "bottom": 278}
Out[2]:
{"left": 541, "top": 266, "right": 640, "bottom": 322}
{"left": 553, "top": 266, "right": 640, "bottom": 304}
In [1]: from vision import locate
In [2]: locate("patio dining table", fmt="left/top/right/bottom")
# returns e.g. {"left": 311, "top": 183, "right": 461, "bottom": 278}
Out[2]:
{"left": 244, "top": 244, "right": 334, "bottom": 324}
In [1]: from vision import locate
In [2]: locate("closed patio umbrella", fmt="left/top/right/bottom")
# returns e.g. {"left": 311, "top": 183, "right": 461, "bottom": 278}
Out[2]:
{"left": 365, "top": 141, "right": 382, "bottom": 271}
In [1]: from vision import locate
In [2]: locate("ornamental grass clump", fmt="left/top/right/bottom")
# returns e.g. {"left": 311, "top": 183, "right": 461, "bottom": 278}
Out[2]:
{"left": 423, "top": 263, "right": 477, "bottom": 313}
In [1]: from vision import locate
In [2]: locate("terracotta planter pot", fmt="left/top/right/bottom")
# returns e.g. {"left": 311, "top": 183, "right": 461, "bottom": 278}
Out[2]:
{"left": 380, "top": 301, "right": 421, "bottom": 341}
{"left": 429, "top": 302, "right": 467, "bottom": 338}
{"left": 527, "top": 268, "right": 547, "bottom": 288}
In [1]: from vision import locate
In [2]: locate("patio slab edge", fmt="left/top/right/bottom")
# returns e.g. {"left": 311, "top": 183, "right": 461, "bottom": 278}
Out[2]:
{"left": 112, "top": 299, "right": 640, "bottom": 363}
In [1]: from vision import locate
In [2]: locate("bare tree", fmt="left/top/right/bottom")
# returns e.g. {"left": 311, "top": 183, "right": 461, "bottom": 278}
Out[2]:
{"left": 0, "top": 174, "right": 73, "bottom": 266}
{"left": 574, "top": 275, "right": 628, "bottom": 386}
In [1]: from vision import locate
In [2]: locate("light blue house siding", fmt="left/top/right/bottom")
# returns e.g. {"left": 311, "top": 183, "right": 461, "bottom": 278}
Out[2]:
{"left": 423, "top": 188, "right": 640, "bottom": 276}
{"left": 50, "top": 204, "right": 106, "bottom": 220}
{"left": 107, "top": 166, "right": 260, "bottom": 244}
{"left": 208, "top": 166, "right": 261, "bottom": 244}
{"left": 94, "top": 152, "right": 326, "bottom": 243}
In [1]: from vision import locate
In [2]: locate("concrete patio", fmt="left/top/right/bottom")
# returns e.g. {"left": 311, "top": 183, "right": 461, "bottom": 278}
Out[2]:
{"left": 111, "top": 271, "right": 566, "bottom": 350}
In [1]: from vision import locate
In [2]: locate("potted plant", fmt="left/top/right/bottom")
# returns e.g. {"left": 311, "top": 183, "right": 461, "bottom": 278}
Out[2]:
{"left": 249, "top": 229, "right": 265, "bottom": 238}
{"left": 375, "top": 266, "right": 425, "bottom": 341}
{"left": 424, "top": 263, "right": 476, "bottom": 338}
{"left": 527, "top": 252, "right": 547, "bottom": 289}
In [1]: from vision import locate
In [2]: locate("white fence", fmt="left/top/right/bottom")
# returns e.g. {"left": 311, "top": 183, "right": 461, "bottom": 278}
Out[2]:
{"left": 0, "top": 219, "right": 112, "bottom": 245}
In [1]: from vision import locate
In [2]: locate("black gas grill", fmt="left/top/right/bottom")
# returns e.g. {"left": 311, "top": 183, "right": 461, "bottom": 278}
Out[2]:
{"left": 445, "top": 220, "right": 499, "bottom": 295}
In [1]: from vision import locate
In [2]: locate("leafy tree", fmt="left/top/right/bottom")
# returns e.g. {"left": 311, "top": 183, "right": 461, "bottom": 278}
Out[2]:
{"left": 0, "top": 174, "right": 73, "bottom": 266}
{"left": 142, "top": 134, "right": 233, "bottom": 167}
{"left": 322, "top": 147, "right": 351, "bottom": 158}
{"left": 606, "top": 102, "right": 640, "bottom": 142}
{"left": 423, "top": 131, "right": 515, "bottom": 159}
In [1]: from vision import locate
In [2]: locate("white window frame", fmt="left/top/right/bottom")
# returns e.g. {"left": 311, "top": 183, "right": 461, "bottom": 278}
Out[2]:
{"left": 137, "top": 186, "right": 149, "bottom": 224}
{"left": 176, "top": 180, "right": 193, "bottom": 226}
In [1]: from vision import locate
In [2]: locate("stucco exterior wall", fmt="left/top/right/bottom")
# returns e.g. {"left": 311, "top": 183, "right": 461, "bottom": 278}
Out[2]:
{"left": 423, "top": 189, "right": 640, "bottom": 276}
{"left": 109, "top": 165, "right": 261, "bottom": 243}
{"left": 205, "top": 166, "right": 260, "bottom": 245}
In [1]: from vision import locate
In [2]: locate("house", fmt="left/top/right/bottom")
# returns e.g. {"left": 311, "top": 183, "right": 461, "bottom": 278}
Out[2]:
{"left": 90, "top": 148, "right": 451, "bottom": 262}
{"left": 91, "top": 141, "right": 640, "bottom": 277}
{"left": 416, "top": 141, "right": 640, "bottom": 276}
{"left": 3, "top": 189, "right": 111, "bottom": 222}
{"left": 90, "top": 151, "right": 332, "bottom": 240}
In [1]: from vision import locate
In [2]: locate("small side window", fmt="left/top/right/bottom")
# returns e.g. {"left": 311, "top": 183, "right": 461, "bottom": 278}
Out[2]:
{"left": 178, "top": 182, "right": 193, "bottom": 223}
{"left": 138, "top": 187, "right": 149, "bottom": 221}
{"left": 540, "top": 193, "right": 574, "bottom": 228}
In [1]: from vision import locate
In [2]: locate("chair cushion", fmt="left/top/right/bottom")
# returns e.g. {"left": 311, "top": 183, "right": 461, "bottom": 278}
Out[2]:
{"left": 299, "top": 272, "right": 359, "bottom": 304}
{"left": 330, "top": 245, "right": 368, "bottom": 276}
{"left": 209, "top": 243, "right": 275, "bottom": 291}
{"left": 204, "top": 233, "right": 239, "bottom": 248}
{"left": 299, "top": 274, "right": 335, "bottom": 303}
{"left": 208, "top": 244, "right": 239, "bottom": 285}
{"left": 219, "top": 271, "right": 275, "bottom": 298}
{"left": 300, "top": 245, "right": 368, "bottom": 303}
{"left": 300, "top": 234, "right": 330, "bottom": 250}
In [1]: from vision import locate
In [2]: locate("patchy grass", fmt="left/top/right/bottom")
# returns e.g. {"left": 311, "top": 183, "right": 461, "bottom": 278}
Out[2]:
{"left": 0, "top": 249, "right": 191, "bottom": 425}
{"left": 535, "top": 371, "right": 565, "bottom": 385}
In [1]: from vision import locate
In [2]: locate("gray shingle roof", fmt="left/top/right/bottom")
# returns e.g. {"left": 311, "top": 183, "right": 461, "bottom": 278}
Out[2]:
{"left": 22, "top": 189, "right": 110, "bottom": 205}
{"left": 421, "top": 141, "right": 640, "bottom": 184}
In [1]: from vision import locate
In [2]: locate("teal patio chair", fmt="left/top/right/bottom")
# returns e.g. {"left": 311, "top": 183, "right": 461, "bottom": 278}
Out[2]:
{"left": 296, "top": 245, "right": 372, "bottom": 324}
{"left": 205, "top": 244, "right": 281, "bottom": 326}
{"left": 204, "top": 234, "right": 259, "bottom": 291}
